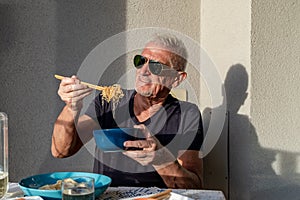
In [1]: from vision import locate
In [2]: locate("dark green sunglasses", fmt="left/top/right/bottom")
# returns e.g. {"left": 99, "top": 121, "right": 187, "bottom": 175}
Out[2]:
{"left": 133, "top": 55, "right": 180, "bottom": 76}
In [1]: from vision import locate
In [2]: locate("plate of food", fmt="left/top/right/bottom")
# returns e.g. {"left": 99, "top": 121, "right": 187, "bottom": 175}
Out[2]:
{"left": 18, "top": 172, "right": 111, "bottom": 199}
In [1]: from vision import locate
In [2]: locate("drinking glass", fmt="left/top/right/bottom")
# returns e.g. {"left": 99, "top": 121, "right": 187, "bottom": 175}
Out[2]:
{"left": 0, "top": 112, "right": 8, "bottom": 199}
{"left": 62, "top": 176, "right": 95, "bottom": 200}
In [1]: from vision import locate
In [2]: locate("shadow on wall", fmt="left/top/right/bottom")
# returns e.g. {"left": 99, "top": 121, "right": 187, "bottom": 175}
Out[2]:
{"left": 203, "top": 64, "right": 300, "bottom": 200}
{"left": 225, "top": 64, "right": 252, "bottom": 199}
{"left": 0, "top": 5, "right": 9, "bottom": 107}
{"left": 39, "top": 0, "right": 127, "bottom": 174}
{"left": 0, "top": 4, "right": 13, "bottom": 67}
{"left": 0, "top": 1, "right": 60, "bottom": 181}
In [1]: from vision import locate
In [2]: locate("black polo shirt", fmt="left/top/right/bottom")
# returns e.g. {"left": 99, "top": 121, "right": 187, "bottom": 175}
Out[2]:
{"left": 85, "top": 89, "right": 203, "bottom": 187}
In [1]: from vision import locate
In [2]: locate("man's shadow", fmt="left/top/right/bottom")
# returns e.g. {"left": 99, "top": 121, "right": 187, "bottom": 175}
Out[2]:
{"left": 223, "top": 64, "right": 264, "bottom": 199}
{"left": 202, "top": 64, "right": 259, "bottom": 199}
{"left": 202, "top": 64, "right": 299, "bottom": 200}
{"left": 223, "top": 64, "right": 277, "bottom": 199}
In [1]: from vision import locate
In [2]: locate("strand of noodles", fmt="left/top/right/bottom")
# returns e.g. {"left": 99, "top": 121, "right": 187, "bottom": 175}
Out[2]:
{"left": 101, "top": 84, "right": 124, "bottom": 118}
{"left": 101, "top": 84, "right": 124, "bottom": 104}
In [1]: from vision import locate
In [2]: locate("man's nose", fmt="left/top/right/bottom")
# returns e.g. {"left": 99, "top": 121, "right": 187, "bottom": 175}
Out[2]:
{"left": 138, "top": 62, "right": 151, "bottom": 75}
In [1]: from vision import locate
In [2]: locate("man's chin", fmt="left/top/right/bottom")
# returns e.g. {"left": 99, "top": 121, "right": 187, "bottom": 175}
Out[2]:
{"left": 135, "top": 87, "right": 152, "bottom": 97}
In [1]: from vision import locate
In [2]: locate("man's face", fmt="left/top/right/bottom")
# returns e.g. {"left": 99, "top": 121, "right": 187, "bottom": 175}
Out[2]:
{"left": 135, "top": 43, "right": 181, "bottom": 98}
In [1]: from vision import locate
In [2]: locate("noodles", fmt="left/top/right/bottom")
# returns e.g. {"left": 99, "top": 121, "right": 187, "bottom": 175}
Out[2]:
{"left": 38, "top": 178, "right": 77, "bottom": 190}
{"left": 101, "top": 84, "right": 124, "bottom": 103}
{"left": 101, "top": 84, "right": 124, "bottom": 118}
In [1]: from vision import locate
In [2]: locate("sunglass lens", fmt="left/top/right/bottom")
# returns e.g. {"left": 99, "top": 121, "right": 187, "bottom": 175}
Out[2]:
{"left": 149, "top": 62, "right": 163, "bottom": 75}
{"left": 134, "top": 55, "right": 146, "bottom": 68}
{"left": 134, "top": 55, "right": 166, "bottom": 76}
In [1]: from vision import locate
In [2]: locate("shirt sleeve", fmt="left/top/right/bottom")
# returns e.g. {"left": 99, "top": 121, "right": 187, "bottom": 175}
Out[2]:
{"left": 179, "top": 103, "right": 204, "bottom": 151}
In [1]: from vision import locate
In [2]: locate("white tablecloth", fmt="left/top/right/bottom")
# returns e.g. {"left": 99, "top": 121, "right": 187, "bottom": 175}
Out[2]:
{"left": 6, "top": 183, "right": 226, "bottom": 200}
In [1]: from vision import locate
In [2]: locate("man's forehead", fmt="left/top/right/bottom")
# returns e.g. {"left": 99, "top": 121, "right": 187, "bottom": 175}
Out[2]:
{"left": 142, "top": 42, "right": 174, "bottom": 59}
{"left": 143, "top": 42, "right": 170, "bottom": 52}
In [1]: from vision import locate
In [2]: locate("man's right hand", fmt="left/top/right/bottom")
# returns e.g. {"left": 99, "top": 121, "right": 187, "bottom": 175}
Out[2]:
{"left": 57, "top": 75, "right": 93, "bottom": 113}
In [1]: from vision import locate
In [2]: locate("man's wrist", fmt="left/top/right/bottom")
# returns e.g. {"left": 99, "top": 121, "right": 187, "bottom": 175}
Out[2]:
{"left": 65, "top": 105, "right": 81, "bottom": 122}
{"left": 151, "top": 147, "right": 177, "bottom": 169}
{"left": 153, "top": 159, "right": 180, "bottom": 171}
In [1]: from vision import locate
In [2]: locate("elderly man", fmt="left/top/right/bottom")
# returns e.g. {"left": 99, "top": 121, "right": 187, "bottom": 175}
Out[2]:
{"left": 52, "top": 34, "right": 204, "bottom": 189}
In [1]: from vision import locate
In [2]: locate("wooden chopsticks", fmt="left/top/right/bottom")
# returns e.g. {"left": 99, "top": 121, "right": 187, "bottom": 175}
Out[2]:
{"left": 134, "top": 189, "right": 172, "bottom": 200}
{"left": 54, "top": 74, "right": 105, "bottom": 91}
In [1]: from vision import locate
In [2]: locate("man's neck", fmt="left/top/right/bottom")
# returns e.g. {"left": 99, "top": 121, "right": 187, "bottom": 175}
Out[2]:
{"left": 133, "top": 92, "right": 169, "bottom": 122}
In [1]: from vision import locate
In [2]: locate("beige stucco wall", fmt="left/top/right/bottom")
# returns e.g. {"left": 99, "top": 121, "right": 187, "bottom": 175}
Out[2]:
{"left": 124, "top": 0, "right": 300, "bottom": 199}
{"left": 200, "top": 0, "right": 251, "bottom": 199}
{"left": 200, "top": 0, "right": 251, "bottom": 113}
{"left": 251, "top": 0, "right": 300, "bottom": 199}
{"left": 201, "top": 0, "right": 300, "bottom": 199}
{"left": 126, "top": 0, "right": 200, "bottom": 38}
{"left": 124, "top": 0, "right": 201, "bottom": 105}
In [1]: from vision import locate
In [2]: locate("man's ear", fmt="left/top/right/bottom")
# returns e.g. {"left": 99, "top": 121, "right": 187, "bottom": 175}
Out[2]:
{"left": 172, "top": 72, "right": 187, "bottom": 88}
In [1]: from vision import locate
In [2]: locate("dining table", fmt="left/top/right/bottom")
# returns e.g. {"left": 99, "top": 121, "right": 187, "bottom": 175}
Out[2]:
{"left": 5, "top": 182, "right": 226, "bottom": 200}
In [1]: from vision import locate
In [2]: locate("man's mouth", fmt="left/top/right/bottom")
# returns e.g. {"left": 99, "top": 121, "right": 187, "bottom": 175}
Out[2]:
{"left": 137, "top": 75, "right": 152, "bottom": 84}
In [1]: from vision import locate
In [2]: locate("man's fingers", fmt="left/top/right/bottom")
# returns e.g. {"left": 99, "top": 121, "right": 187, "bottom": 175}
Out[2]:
{"left": 68, "top": 87, "right": 92, "bottom": 98}
{"left": 124, "top": 140, "right": 145, "bottom": 148}
{"left": 134, "top": 124, "right": 152, "bottom": 138}
{"left": 123, "top": 151, "right": 147, "bottom": 158}
{"left": 60, "top": 88, "right": 92, "bottom": 102}
{"left": 60, "top": 76, "right": 76, "bottom": 86}
{"left": 124, "top": 140, "right": 156, "bottom": 150}
{"left": 64, "top": 83, "right": 89, "bottom": 92}
{"left": 70, "top": 90, "right": 93, "bottom": 102}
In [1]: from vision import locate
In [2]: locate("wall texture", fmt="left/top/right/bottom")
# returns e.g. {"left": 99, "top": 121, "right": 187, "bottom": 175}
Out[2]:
{"left": 0, "top": 0, "right": 127, "bottom": 181}
{"left": 2, "top": 1, "right": 299, "bottom": 199}
{"left": 125, "top": 0, "right": 201, "bottom": 103}
{"left": 251, "top": 0, "right": 300, "bottom": 199}
{"left": 201, "top": 0, "right": 300, "bottom": 199}
{"left": 0, "top": 0, "right": 59, "bottom": 181}
{"left": 200, "top": 0, "right": 251, "bottom": 199}
{"left": 0, "top": 0, "right": 201, "bottom": 183}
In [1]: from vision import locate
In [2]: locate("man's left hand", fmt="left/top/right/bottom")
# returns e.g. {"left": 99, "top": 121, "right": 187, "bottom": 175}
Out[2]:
{"left": 123, "top": 124, "right": 176, "bottom": 167}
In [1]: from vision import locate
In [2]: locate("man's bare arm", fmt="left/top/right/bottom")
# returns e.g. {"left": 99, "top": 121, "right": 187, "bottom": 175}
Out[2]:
{"left": 154, "top": 150, "right": 203, "bottom": 189}
{"left": 52, "top": 107, "right": 99, "bottom": 158}
{"left": 52, "top": 75, "right": 96, "bottom": 158}
{"left": 51, "top": 105, "right": 82, "bottom": 158}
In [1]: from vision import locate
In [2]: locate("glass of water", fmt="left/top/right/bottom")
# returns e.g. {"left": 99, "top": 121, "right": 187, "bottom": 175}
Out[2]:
{"left": 0, "top": 112, "right": 8, "bottom": 199}
{"left": 62, "top": 176, "right": 95, "bottom": 200}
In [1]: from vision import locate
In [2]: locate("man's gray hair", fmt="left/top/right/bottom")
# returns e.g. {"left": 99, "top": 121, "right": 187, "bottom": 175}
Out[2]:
{"left": 149, "top": 33, "right": 188, "bottom": 71}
